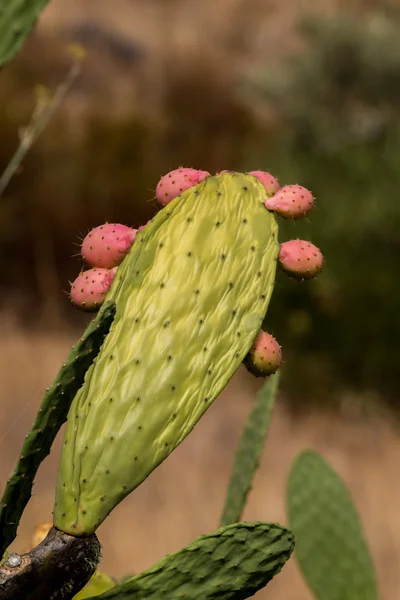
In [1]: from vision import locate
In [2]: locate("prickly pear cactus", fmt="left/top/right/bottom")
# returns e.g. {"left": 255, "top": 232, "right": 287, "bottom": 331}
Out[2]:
{"left": 86, "top": 522, "right": 294, "bottom": 600}
{"left": 220, "top": 373, "right": 279, "bottom": 526}
{"left": 54, "top": 172, "right": 280, "bottom": 535}
{"left": 0, "top": 0, "right": 51, "bottom": 68}
{"left": 0, "top": 301, "right": 115, "bottom": 557}
{"left": 287, "top": 450, "right": 379, "bottom": 600}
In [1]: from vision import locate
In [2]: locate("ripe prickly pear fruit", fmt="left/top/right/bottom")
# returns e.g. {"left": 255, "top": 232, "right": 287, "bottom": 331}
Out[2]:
{"left": 70, "top": 267, "right": 117, "bottom": 311}
{"left": 248, "top": 171, "right": 280, "bottom": 196}
{"left": 265, "top": 184, "right": 314, "bottom": 219}
{"left": 244, "top": 331, "right": 282, "bottom": 377}
{"left": 278, "top": 239, "right": 324, "bottom": 280}
{"left": 155, "top": 167, "right": 210, "bottom": 205}
{"left": 81, "top": 223, "right": 136, "bottom": 269}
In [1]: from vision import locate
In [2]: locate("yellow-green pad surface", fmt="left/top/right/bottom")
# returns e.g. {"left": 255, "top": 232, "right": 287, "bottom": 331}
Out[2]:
{"left": 54, "top": 173, "right": 279, "bottom": 534}
{"left": 74, "top": 571, "right": 115, "bottom": 599}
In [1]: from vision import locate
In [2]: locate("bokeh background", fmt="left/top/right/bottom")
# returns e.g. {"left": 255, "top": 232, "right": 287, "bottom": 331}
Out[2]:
{"left": 1, "top": 0, "right": 400, "bottom": 597}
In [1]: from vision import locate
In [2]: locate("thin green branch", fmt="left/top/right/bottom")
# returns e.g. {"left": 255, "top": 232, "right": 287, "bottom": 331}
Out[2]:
{"left": 0, "top": 52, "right": 83, "bottom": 199}
{"left": 220, "top": 372, "right": 280, "bottom": 526}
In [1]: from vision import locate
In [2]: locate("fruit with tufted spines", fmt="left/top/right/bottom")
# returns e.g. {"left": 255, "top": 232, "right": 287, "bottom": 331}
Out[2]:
{"left": 81, "top": 224, "right": 136, "bottom": 269}
{"left": 70, "top": 267, "right": 118, "bottom": 311}
{"left": 243, "top": 330, "right": 282, "bottom": 377}
{"left": 279, "top": 239, "right": 324, "bottom": 280}
{"left": 155, "top": 167, "right": 210, "bottom": 205}
{"left": 248, "top": 170, "right": 281, "bottom": 196}
{"left": 265, "top": 184, "right": 314, "bottom": 219}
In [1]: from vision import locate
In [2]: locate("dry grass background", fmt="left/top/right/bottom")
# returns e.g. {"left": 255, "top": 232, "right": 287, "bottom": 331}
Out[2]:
{"left": 1, "top": 0, "right": 400, "bottom": 598}
{"left": 1, "top": 318, "right": 400, "bottom": 599}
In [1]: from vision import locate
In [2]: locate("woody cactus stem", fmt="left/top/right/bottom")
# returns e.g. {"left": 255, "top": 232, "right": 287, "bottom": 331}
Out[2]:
{"left": 0, "top": 527, "right": 100, "bottom": 600}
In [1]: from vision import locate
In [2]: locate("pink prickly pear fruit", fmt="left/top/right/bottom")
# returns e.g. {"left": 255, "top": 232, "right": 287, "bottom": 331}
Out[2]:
{"left": 81, "top": 223, "right": 136, "bottom": 269}
{"left": 279, "top": 239, "right": 324, "bottom": 280}
{"left": 70, "top": 267, "right": 117, "bottom": 312}
{"left": 265, "top": 184, "right": 314, "bottom": 219}
{"left": 244, "top": 330, "right": 282, "bottom": 378}
{"left": 155, "top": 167, "right": 211, "bottom": 205}
{"left": 248, "top": 170, "right": 280, "bottom": 196}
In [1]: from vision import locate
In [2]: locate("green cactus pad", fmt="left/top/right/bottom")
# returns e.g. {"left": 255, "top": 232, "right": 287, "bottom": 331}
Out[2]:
{"left": 74, "top": 571, "right": 115, "bottom": 599}
{"left": 0, "top": 0, "right": 51, "bottom": 68}
{"left": 220, "top": 372, "right": 279, "bottom": 526}
{"left": 287, "top": 450, "right": 379, "bottom": 600}
{"left": 54, "top": 172, "right": 280, "bottom": 535}
{"left": 86, "top": 522, "right": 294, "bottom": 600}
{"left": 0, "top": 301, "right": 115, "bottom": 556}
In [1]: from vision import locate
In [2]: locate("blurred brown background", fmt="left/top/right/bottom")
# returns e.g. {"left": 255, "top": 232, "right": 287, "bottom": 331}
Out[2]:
{"left": 1, "top": 0, "right": 400, "bottom": 598}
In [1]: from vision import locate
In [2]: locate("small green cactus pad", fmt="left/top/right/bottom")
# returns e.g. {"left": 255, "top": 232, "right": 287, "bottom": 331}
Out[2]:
{"left": 54, "top": 172, "right": 280, "bottom": 535}
{"left": 0, "top": 301, "right": 115, "bottom": 556}
{"left": 0, "top": 0, "right": 51, "bottom": 68}
{"left": 220, "top": 372, "right": 279, "bottom": 526}
{"left": 74, "top": 571, "right": 115, "bottom": 599}
{"left": 86, "top": 522, "right": 294, "bottom": 600}
{"left": 287, "top": 450, "right": 379, "bottom": 600}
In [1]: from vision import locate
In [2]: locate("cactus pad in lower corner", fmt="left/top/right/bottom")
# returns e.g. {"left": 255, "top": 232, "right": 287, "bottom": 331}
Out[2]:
{"left": 287, "top": 450, "right": 379, "bottom": 600}
{"left": 54, "top": 172, "right": 280, "bottom": 535}
{"left": 87, "top": 522, "right": 294, "bottom": 600}
{"left": 0, "top": 0, "right": 51, "bottom": 68}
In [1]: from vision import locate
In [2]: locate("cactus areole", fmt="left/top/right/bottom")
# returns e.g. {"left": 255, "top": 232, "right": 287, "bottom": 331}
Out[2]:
{"left": 54, "top": 172, "right": 280, "bottom": 535}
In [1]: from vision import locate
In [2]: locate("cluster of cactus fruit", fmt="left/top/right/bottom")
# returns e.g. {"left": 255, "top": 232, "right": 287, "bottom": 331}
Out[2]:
{"left": 70, "top": 168, "right": 323, "bottom": 380}
{"left": 0, "top": 7, "right": 380, "bottom": 600}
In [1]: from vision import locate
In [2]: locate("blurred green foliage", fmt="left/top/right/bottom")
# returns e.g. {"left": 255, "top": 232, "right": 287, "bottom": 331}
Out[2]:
{"left": 246, "top": 6, "right": 400, "bottom": 405}
{"left": 0, "top": 6, "right": 399, "bottom": 406}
